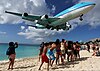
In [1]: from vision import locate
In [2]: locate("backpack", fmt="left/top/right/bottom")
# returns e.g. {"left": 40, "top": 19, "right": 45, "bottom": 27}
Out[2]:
{"left": 6, "top": 48, "right": 11, "bottom": 55}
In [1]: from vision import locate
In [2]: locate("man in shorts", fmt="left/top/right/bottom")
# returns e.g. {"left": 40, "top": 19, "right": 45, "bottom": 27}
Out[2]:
{"left": 47, "top": 42, "right": 56, "bottom": 66}
{"left": 38, "top": 43, "right": 50, "bottom": 71}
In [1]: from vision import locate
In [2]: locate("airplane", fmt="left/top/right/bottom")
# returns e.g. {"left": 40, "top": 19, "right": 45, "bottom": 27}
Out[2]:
{"left": 5, "top": 2, "right": 96, "bottom": 31}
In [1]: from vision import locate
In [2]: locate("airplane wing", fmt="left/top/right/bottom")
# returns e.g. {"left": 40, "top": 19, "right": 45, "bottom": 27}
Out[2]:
{"left": 47, "top": 18, "right": 60, "bottom": 22}
{"left": 5, "top": 11, "right": 22, "bottom": 16}
{"left": 5, "top": 11, "right": 41, "bottom": 21}
{"left": 5, "top": 11, "right": 60, "bottom": 23}
{"left": 5, "top": 11, "right": 71, "bottom": 30}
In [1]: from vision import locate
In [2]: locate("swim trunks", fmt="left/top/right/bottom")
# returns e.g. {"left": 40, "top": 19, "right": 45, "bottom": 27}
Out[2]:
{"left": 41, "top": 53, "right": 49, "bottom": 63}
{"left": 47, "top": 49, "right": 55, "bottom": 60}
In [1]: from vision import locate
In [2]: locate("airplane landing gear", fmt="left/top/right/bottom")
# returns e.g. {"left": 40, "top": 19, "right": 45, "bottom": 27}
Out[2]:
{"left": 51, "top": 28, "right": 54, "bottom": 30}
{"left": 79, "top": 17, "right": 83, "bottom": 21}
{"left": 79, "top": 14, "right": 83, "bottom": 21}
{"left": 46, "top": 25, "right": 51, "bottom": 29}
{"left": 67, "top": 28, "right": 69, "bottom": 30}
{"left": 69, "top": 25, "right": 71, "bottom": 28}
{"left": 56, "top": 28, "right": 59, "bottom": 31}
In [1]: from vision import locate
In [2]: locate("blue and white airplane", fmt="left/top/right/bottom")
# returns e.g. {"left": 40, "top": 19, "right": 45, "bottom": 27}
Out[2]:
{"left": 5, "top": 2, "right": 95, "bottom": 31}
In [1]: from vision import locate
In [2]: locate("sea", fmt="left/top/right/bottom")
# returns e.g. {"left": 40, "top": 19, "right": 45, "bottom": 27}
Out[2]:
{"left": 0, "top": 44, "right": 40, "bottom": 61}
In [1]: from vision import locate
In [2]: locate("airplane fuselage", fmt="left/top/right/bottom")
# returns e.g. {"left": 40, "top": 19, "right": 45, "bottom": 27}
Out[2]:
{"left": 50, "top": 2, "right": 95, "bottom": 27}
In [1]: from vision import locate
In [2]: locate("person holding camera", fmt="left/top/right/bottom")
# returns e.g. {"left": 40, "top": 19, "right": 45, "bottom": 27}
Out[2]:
{"left": 6, "top": 42, "right": 18, "bottom": 70}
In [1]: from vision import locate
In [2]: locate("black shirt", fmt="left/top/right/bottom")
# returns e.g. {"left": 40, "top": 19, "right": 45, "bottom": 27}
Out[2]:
{"left": 9, "top": 44, "right": 18, "bottom": 54}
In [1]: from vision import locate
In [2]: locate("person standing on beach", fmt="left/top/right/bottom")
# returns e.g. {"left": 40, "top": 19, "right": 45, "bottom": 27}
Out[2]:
{"left": 96, "top": 47, "right": 100, "bottom": 56}
{"left": 38, "top": 43, "right": 50, "bottom": 71}
{"left": 73, "top": 42, "right": 77, "bottom": 60}
{"left": 6, "top": 42, "right": 18, "bottom": 70}
{"left": 61, "top": 39, "right": 66, "bottom": 59}
{"left": 86, "top": 43, "right": 90, "bottom": 52}
{"left": 76, "top": 41, "right": 80, "bottom": 59}
{"left": 67, "top": 41, "right": 73, "bottom": 62}
{"left": 39, "top": 42, "right": 44, "bottom": 62}
{"left": 92, "top": 43, "right": 96, "bottom": 56}
{"left": 47, "top": 42, "right": 56, "bottom": 67}
{"left": 55, "top": 39, "right": 64, "bottom": 65}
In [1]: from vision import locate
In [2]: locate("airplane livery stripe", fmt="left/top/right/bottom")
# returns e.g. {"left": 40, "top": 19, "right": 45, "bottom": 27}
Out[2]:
{"left": 54, "top": 2, "right": 95, "bottom": 17}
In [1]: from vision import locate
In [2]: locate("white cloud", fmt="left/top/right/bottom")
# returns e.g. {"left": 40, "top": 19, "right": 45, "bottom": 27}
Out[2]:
{"left": 0, "top": 0, "right": 62, "bottom": 43}
{"left": 78, "top": 0, "right": 100, "bottom": 27}
{"left": 68, "top": 0, "right": 100, "bottom": 31}
{"left": 0, "top": 0, "right": 50, "bottom": 24}
{"left": 18, "top": 26, "right": 65, "bottom": 43}
{"left": 51, "top": 5, "right": 56, "bottom": 13}
{"left": 21, "top": 26, "right": 25, "bottom": 30}
{"left": 0, "top": 31, "right": 6, "bottom": 35}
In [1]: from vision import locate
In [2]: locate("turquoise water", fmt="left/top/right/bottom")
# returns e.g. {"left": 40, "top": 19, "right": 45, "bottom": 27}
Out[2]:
{"left": 0, "top": 44, "right": 40, "bottom": 61}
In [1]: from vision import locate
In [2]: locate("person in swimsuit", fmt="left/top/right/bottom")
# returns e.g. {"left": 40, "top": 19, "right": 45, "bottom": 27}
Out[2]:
{"left": 67, "top": 41, "right": 73, "bottom": 62}
{"left": 7, "top": 42, "right": 18, "bottom": 70}
{"left": 55, "top": 39, "right": 64, "bottom": 65}
{"left": 86, "top": 43, "right": 90, "bottom": 52}
{"left": 76, "top": 41, "right": 80, "bottom": 59}
{"left": 73, "top": 42, "right": 77, "bottom": 60}
{"left": 39, "top": 42, "right": 44, "bottom": 62}
{"left": 96, "top": 47, "right": 100, "bottom": 56}
{"left": 38, "top": 43, "right": 50, "bottom": 71}
{"left": 47, "top": 42, "right": 56, "bottom": 66}
{"left": 92, "top": 43, "right": 96, "bottom": 56}
{"left": 61, "top": 39, "right": 66, "bottom": 59}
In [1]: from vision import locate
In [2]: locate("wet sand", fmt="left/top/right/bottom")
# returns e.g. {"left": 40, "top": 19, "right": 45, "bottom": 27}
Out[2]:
{"left": 0, "top": 50, "right": 100, "bottom": 71}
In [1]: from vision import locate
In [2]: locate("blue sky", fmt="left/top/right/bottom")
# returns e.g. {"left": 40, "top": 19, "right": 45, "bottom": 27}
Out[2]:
{"left": 0, "top": 0, "right": 100, "bottom": 44}
{"left": 0, "top": 23, "right": 32, "bottom": 43}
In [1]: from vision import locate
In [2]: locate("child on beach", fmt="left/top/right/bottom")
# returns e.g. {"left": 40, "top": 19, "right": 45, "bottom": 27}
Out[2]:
{"left": 38, "top": 43, "right": 50, "bottom": 71}
{"left": 6, "top": 42, "right": 18, "bottom": 70}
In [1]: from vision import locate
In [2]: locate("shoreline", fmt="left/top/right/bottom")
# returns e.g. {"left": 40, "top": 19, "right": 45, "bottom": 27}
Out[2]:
{"left": 0, "top": 56, "right": 39, "bottom": 64}
{"left": 0, "top": 50, "right": 100, "bottom": 71}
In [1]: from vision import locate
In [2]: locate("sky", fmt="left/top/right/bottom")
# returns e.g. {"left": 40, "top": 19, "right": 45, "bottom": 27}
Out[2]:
{"left": 0, "top": 0, "right": 100, "bottom": 44}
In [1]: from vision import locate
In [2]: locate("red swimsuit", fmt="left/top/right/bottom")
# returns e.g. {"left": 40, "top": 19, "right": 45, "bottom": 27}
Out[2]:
{"left": 41, "top": 53, "right": 49, "bottom": 63}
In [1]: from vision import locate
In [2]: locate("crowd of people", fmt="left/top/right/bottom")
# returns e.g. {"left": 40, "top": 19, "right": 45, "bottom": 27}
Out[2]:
{"left": 38, "top": 39, "right": 100, "bottom": 71}
{"left": 6, "top": 40, "right": 100, "bottom": 71}
{"left": 91, "top": 43, "right": 100, "bottom": 56}
{"left": 38, "top": 39, "right": 82, "bottom": 71}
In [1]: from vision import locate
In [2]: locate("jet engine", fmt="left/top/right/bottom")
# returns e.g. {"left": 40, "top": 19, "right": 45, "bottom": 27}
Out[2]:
{"left": 41, "top": 14, "right": 48, "bottom": 20}
{"left": 65, "top": 22, "right": 71, "bottom": 30}
{"left": 22, "top": 13, "right": 28, "bottom": 17}
{"left": 66, "top": 22, "right": 71, "bottom": 28}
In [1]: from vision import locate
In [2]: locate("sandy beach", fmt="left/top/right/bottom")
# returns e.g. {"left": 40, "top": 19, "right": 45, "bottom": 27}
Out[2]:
{"left": 0, "top": 50, "right": 100, "bottom": 71}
